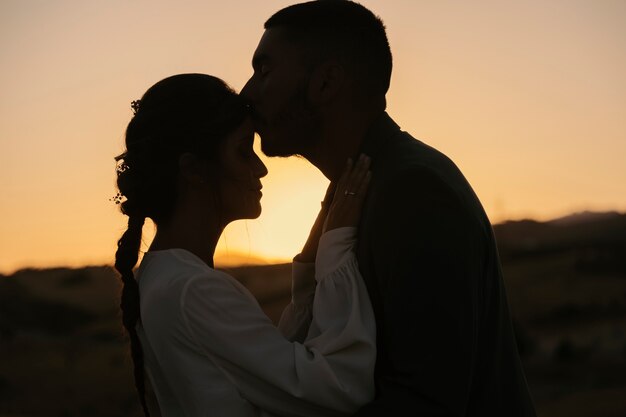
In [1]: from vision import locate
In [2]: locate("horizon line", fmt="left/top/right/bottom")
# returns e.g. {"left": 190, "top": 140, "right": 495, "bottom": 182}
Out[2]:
{"left": 1, "top": 209, "right": 624, "bottom": 276}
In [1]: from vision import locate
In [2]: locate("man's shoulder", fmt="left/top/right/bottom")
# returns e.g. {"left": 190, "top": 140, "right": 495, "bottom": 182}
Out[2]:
{"left": 375, "top": 131, "right": 466, "bottom": 198}
{"left": 369, "top": 124, "right": 490, "bottom": 229}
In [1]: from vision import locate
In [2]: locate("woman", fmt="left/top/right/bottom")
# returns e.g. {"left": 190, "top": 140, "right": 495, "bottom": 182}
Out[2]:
{"left": 113, "top": 74, "right": 375, "bottom": 417}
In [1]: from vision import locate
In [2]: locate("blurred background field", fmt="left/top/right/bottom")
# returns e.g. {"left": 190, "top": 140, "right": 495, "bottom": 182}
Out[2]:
{"left": 1, "top": 211, "right": 625, "bottom": 417}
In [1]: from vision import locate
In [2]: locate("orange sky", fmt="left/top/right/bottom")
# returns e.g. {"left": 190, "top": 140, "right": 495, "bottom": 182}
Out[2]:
{"left": 1, "top": 0, "right": 625, "bottom": 274}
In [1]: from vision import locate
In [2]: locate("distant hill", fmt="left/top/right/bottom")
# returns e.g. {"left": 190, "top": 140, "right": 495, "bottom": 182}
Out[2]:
{"left": 214, "top": 251, "right": 279, "bottom": 267}
{"left": 547, "top": 210, "right": 624, "bottom": 226}
{"left": 1, "top": 211, "right": 626, "bottom": 417}
{"left": 493, "top": 211, "right": 626, "bottom": 261}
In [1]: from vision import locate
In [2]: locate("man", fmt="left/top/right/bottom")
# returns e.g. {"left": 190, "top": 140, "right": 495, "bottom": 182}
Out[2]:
{"left": 241, "top": 1, "right": 537, "bottom": 415}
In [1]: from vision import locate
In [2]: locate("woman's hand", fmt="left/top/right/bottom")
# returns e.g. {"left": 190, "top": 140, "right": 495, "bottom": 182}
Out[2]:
{"left": 297, "top": 155, "right": 371, "bottom": 263}
{"left": 324, "top": 154, "right": 372, "bottom": 232}
{"left": 298, "top": 197, "right": 331, "bottom": 263}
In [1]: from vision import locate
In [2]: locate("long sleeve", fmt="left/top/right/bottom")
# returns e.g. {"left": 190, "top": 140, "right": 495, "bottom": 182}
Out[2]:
{"left": 277, "top": 260, "right": 316, "bottom": 343}
{"left": 181, "top": 227, "right": 376, "bottom": 417}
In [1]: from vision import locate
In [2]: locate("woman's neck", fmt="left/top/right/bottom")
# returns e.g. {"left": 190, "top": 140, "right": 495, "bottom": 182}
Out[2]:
{"left": 149, "top": 211, "right": 223, "bottom": 268}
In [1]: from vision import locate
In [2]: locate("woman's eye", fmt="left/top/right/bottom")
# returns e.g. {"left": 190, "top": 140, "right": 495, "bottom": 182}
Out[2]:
{"left": 260, "top": 64, "right": 270, "bottom": 75}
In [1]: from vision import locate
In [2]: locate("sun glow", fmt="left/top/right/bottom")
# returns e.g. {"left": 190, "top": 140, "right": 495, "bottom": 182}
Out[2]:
{"left": 1, "top": 0, "right": 625, "bottom": 274}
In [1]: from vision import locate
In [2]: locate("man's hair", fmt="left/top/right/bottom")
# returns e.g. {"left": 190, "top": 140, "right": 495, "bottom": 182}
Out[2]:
{"left": 265, "top": 1, "right": 392, "bottom": 103}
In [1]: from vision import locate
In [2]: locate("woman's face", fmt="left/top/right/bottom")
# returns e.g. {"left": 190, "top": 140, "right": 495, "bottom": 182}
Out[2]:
{"left": 216, "top": 117, "right": 268, "bottom": 224}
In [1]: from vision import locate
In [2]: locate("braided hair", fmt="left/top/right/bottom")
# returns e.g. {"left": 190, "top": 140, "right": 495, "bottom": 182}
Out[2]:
{"left": 113, "top": 74, "right": 248, "bottom": 416}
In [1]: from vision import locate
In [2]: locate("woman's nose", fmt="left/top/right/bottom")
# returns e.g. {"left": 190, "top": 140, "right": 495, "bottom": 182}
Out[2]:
{"left": 254, "top": 154, "right": 268, "bottom": 179}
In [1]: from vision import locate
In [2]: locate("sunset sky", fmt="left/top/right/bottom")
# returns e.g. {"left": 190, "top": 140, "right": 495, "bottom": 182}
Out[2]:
{"left": 1, "top": 0, "right": 625, "bottom": 274}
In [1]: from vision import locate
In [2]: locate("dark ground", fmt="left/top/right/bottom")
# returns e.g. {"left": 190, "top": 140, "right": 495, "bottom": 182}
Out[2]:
{"left": 1, "top": 212, "right": 625, "bottom": 417}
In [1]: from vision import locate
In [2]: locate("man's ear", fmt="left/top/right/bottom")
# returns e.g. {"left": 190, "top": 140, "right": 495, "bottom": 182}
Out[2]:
{"left": 178, "top": 153, "right": 208, "bottom": 185}
{"left": 308, "top": 60, "right": 345, "bottom": 105}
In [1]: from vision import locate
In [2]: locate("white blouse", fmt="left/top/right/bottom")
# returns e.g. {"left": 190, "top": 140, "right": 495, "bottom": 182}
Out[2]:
{"left": 136, "top": 227, "right": 376, "bottom": 417}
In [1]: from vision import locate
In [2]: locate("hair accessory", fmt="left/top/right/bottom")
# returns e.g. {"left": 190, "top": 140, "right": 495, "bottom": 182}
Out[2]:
{"left": 131, "top": 100, "right": 141, "bottom": 115}
{"left": 114, "top": 152, "right": 129, "bottom": 173}
{"left": 110, "top": 192, "right": 124, "bottom": 205}
{"left": 115, "top": 161, "right": 129, "bottom": 175}
{"left": 344, "top": 190, "right": 357, "bottom": 196}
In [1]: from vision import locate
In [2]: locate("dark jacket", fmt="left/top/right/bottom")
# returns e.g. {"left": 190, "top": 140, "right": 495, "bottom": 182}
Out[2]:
{"left": 352, "top": 113, "right": 537, "bottom": 416}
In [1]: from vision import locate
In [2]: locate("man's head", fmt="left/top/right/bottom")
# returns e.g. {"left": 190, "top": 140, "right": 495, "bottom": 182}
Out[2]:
{"left": 241, "top": 0, "right": 392, "bottom": 157}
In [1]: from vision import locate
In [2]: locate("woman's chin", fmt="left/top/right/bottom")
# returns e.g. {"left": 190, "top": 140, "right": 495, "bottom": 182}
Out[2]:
{"left": 222, "top": 205, "right": 262, "bottom": 225}
{"left": 250, "top": 205, "right": 262, "bottom": 219}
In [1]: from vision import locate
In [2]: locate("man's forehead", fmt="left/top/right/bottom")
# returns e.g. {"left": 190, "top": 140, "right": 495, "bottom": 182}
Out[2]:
{"left": 254, "top": 27, "right": 300, "bottom": 61}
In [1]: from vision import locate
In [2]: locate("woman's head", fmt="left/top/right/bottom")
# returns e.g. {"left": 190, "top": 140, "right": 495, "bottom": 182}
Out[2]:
{"left": 116, "top": 73, "right": 267, "bottom": 226}
{"left": 114, "top": 74, "right": 266, "bottom": 416}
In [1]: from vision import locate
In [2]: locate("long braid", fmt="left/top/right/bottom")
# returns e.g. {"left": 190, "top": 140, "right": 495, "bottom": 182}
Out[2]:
{"left": 113, "top": 74, "right": 249, "bottom": 415}
{"left": 114, "top": 215, "right": 150, "bottom": 417}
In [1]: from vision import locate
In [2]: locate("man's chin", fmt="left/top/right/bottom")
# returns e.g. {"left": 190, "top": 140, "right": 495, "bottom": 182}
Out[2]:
{"left": 259, "top": 135, "right": 297, "bottom": 158}
{"left": 260, "top": 146, "right": 295, "bottom": 158}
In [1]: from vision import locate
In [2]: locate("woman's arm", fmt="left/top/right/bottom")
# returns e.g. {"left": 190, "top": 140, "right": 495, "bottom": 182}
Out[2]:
{"left": 277, "top": 260, "right": 315, "bottom": 343}
{"left": 277, "top": 156, "right": 371, "bottom": 344}
{"left": 182, "top": 156, "right": 375, "bottom": 416}
{"left": 181, "top": 227, "right": 374, "bottom": 416}
{"left": 277, "top": 195, "right": 330, "bottom": 342}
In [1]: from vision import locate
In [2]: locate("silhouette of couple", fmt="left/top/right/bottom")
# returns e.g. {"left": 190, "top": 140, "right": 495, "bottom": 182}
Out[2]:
{"left": 114, "top": 2, "right": 537, "bottom": 416}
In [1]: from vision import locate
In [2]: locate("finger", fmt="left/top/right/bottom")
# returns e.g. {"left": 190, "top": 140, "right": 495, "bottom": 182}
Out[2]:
{"left": 338, "top": 158, "right": 353, "bottom": 189}
{"left": 346, "top": 171, "right": 371, "bottom": 209}
{"left": 333, "top": 158, "right": 353, "bottom": 202}
{"left": 325, "top": 156, "right": 372, "bottom": 231}
{"left": 344, "top": 155, "right": 370, "bottom": 196}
